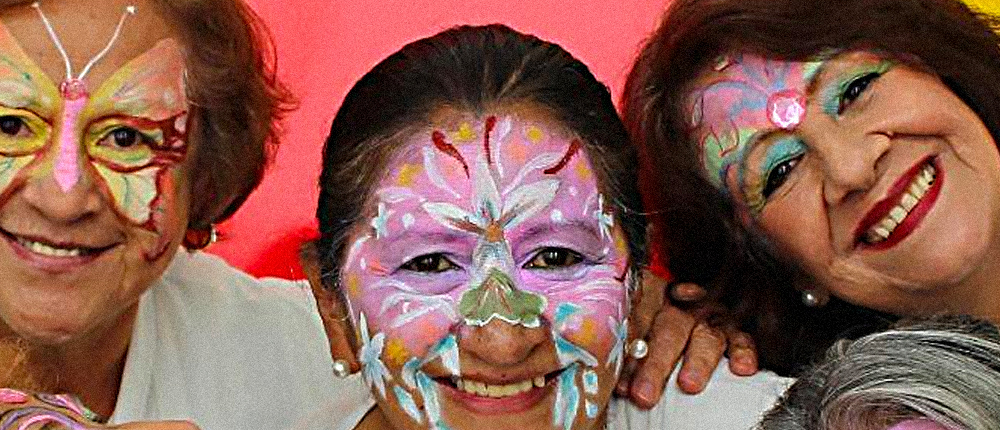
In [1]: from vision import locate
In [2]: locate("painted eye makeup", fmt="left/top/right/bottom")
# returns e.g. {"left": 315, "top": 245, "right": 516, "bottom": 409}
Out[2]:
{"left": 822, "top": 60, "right": 894, "bottom": 116}
{"left": 97, "top": 126, "right": 154, "bottom": 149}
{"left": 523, "top": 247, "right": 584, "bottom": 270}
{"left": 400, "top": 253, "right": 460, "bottom": 274}
{"left": 743, "top": 136, "right": 807, "bottom": 213}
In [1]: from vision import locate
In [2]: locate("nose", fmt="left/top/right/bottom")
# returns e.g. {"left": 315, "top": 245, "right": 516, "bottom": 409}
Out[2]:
{"left": 809, "top": 128, "right": 891, "bottom": 205}
{"left": 458, "top": 318, "right": 550, "bottom": 366}
{"left": 19, "top": 166, "right": 103, "bottom": 223}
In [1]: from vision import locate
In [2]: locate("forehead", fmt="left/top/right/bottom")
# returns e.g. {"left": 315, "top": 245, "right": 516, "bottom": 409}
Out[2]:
{"left": 380, "top": 115, "right": 598, "bottom": 200}
{"left": 688, "top": 53, "right": 823, "bottom": 130}
{"left": 1, "top": 0, "right": 174, "bottom": 86}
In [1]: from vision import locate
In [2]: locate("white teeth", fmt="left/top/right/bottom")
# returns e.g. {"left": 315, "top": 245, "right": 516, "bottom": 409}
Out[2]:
{"left": 454, "top": 377, "right": 543, "bottom": 398}
{"left": 864, "top": 163, "right": 937, "bottom": 244}
{"left": 888, "top": 207, "right": 907, "bottom": 223}
{"left": 17, "top": 238, "right": 84, "bottom": 258}
{"left": 900, "top": 193, "right": 919, "bottom": 211}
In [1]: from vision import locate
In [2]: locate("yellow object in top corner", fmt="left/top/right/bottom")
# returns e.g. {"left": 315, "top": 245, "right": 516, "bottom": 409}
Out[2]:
{"left": 964, "top": 0, "right": 1000, "bottom": 16}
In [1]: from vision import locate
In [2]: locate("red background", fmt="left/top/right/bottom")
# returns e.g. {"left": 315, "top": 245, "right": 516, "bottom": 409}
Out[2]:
{"left": 207, "top": 0, "right": 671, "bottom": 278}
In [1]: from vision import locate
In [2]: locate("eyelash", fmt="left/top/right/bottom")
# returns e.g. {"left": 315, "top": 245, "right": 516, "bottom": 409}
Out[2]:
{"left": 837, "top": 72, "right": 882, "bottom": 114}
{"left": 523, "top": 247, "right": 586, "bottom": 270}
{"left": 399, "top": 253, "right": 459, "bottom": 274}
{"left": 97, "top": 126, "right": 156, "bottom": 149}
{"left": 744, "top": 138, "right": 808, "bottom": 214}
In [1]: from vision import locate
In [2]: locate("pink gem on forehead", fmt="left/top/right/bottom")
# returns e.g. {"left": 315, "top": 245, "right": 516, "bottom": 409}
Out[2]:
{"left": 59, "top": 78, "right": 88, "bottom": 100}
{"left": 767, "top": 89, "right": 806, "bottom": 130}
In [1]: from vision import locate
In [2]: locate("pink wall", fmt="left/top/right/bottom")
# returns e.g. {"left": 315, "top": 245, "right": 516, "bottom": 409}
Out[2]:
{"left": 209, "top": 0, "right": 671, "bottom": 278}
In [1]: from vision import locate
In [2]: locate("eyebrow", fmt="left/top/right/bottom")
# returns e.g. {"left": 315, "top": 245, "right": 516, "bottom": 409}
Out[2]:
{"left": 517, "top": 219, "right": 602, "bottom": 244}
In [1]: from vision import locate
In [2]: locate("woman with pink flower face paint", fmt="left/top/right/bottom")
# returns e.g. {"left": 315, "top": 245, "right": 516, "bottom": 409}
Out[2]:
{"left": 623, "top": 0, "right": 1000, "bottom": 376}
{"left": 307, "top": 25, "right": 791, "bottom": 430}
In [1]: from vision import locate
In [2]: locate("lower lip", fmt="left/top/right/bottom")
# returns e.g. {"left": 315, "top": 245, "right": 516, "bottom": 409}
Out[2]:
{"left": 3, "top": 235, "right": 105, "bottom": 274}
{"left": 439, "top": 380, "right": 553, "bottom": 416}
{"left": 861, "top": 158, "right": 944, "bottom": 251}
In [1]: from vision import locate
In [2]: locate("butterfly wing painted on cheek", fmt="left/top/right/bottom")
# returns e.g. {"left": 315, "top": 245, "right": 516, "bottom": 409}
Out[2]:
{"left": 82, "top": 39, "right": 188, "bottom": 230}
{"left": 0, "top": 24, "right": 61, "bottom": 201}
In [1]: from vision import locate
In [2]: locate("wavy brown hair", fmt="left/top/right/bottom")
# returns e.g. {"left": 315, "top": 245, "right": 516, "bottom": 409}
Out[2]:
{"left": 152, "top": 0, "right": 294, "bottom": 231}
{"left": 623, "top": 0, "right": 1000, "bottom": 374}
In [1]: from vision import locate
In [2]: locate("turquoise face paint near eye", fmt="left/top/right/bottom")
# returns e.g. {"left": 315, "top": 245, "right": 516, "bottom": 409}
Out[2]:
{"left": 820, "top": 60, "right": 895, "bottom": 117}
{"left": 742, "top": 136, "right": 808, "bottom": 213}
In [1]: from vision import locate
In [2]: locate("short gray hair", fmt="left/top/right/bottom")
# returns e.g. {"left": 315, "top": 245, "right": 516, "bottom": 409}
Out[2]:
{"left": 759, "top": 316, "right": 1000, "bottom": 430}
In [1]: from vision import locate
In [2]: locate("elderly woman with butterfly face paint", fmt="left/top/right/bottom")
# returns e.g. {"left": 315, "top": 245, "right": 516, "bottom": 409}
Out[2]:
{"left": 0, "top": 0, "right": 370, "bottom": 428}
{"left": 305, "top": 24, "right": 792, "bottom": 430}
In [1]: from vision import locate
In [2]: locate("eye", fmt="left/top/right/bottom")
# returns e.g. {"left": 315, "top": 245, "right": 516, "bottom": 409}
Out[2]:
{"left": 524, "top": 247, "right": 584, "bottom": 270}
{"left": 838, "top": 72, "right": 881, "bottom": 114}
{"left": 762, "top": 155, "right": 802, "bottom": 198}
{"left": 0, "top": 116, "right": 28, "bottom": 137}
{"left": 99, "top": 127, "right": 149, "bottom": 149}
{"left": 401, "top": 253, "right": 458, "bottom": 273}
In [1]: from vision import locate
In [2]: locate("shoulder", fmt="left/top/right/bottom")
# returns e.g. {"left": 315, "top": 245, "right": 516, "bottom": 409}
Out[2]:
{"left": 608, "top": 360, "right": 793, "bottom": 430}
{"left": 115, "top": 250, "right": 343, "bottom": 428}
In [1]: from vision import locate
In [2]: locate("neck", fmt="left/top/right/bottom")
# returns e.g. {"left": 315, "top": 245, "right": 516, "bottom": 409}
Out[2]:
{"left": 0, "top": 304, "right": 137, "bottom": 418}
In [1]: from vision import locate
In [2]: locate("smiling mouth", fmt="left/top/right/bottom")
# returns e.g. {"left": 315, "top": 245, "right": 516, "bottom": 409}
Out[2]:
{"left": 856, "top": 157, "right": 942, "bottom": 249}
{"left": 0, "top": 228, "right": 118, "bottom": 258}
{"left": 440, "top": 368, "right": 562, "bottom": 398}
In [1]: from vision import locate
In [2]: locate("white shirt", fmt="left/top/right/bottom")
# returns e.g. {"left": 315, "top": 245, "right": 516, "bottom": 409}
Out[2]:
{"left": 107, "top": 250, "right": 791, "bottom": 430}
{"left": 109, "top": 251, "right": 372, "bottom": 430}
{"left": 607, "top": 360, "right": 793, "bottom": 429}
{"left": 322, "top": 360, "right": 791, "bottom": 429}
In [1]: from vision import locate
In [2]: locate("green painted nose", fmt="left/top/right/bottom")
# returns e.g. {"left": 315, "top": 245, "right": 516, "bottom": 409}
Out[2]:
{"left": 458, "top": 268, "right": 546, "bottom": 328}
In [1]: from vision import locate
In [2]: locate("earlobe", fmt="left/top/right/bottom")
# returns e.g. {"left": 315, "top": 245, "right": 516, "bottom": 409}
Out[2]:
{"left": 300, "top": 240, "right": 360, "bottom": 373}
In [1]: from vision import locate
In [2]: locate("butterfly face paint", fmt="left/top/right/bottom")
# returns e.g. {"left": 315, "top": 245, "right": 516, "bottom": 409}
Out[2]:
{"left": 342, "top": 115, "right": 630, "bottom": 430}
{"left": 0, "top": 3, "right": 188, "bottom": 259}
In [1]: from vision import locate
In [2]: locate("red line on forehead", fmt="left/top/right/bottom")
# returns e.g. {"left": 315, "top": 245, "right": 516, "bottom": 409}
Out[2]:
{"left": 431, "top": 130, "right": 470, "bottom": 178}
{"left": 543, "top": 139, "right": 582, "bottom": 175}
{"left": 483, "top": 116, "right": 497, "bottom": 166}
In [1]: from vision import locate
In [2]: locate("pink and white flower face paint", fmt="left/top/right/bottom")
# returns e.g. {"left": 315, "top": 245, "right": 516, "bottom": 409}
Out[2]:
{"left": 341, "top": 115, "right": 630, "bottom": 430}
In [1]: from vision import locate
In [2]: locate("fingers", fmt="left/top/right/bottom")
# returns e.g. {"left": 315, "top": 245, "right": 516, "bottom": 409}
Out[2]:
{"left": 110, "top": 421, "right": 200, "bottom": 430}
{"left": 725, "top": 328, "right": 759, "bottom": 376}
{"left": 111, "top": 421, "right": 202, "bottom": 430}
{"left": 676, "top": 322, "right": 726, "bottom": 394}
{"left": 627, "top": 305, "right": 695, "bottom": 408}
{"left": 668, "top": 282, "right": 708, "bottom": 304}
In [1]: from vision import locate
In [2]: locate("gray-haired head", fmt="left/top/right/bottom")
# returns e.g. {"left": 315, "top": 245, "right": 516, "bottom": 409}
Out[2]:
{"left": 759, "top": 315, "right": 1000, "bottom": 430}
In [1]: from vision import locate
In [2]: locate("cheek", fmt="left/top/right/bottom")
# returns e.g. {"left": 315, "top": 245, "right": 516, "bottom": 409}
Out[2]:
{"left": 346, "top": 266, "right": 460, "bottom": 366}
{"left": 536, "top": 274, "right": 628, "bottom": 360}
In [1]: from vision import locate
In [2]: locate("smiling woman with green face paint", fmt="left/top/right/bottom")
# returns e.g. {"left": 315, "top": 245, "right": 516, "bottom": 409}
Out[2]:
{"left": 307, "top": 24, "right": 792, "bottom": 430}
{"left": 0, "top": 0, "right": 360, "bottom": 428}
{"left": 623, "top": 0, "right": 1000, "bottom": 375}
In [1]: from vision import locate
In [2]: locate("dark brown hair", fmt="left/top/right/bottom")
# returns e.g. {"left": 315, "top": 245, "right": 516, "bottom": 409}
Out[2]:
{"left": 153, "top": 0, "right": 294, "bottom": 230}
{"left": 623, "top": 0, "right": 1000, "bottom": 373}
{"left": 316, "top": 24, "right": 646, "bottom": 288}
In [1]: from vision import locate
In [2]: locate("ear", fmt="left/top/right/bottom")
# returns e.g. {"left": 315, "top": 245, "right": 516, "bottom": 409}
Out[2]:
{"left": 300, "top": 240, "right": 360, "bottom": 373}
